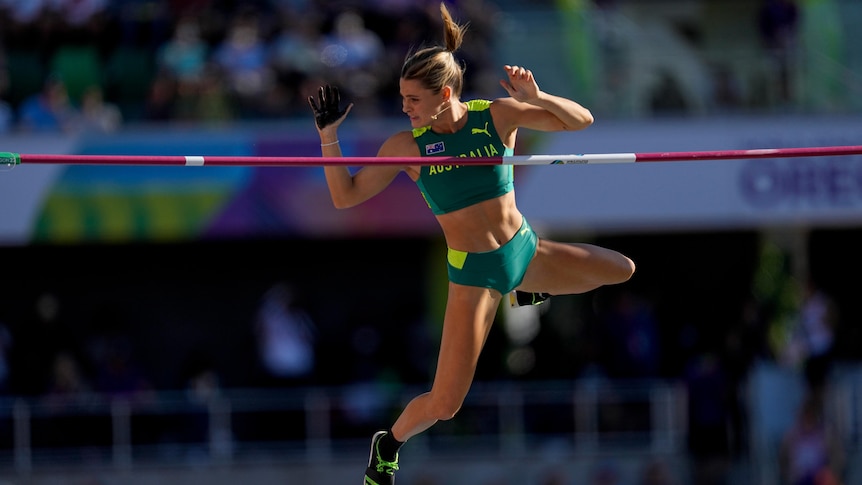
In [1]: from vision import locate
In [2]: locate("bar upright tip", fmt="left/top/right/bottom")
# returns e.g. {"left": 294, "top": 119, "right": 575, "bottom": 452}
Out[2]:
{"left": 0, "top": 152, "right": 21, "bottom": 166}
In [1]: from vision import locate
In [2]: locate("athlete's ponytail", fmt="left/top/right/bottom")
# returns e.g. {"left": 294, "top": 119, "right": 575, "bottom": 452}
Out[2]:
{"left": 440, "top": 2, "right": 467, "bottom": 54}
{"left": 400, "top": 2, "right": 467, "bottom": 96}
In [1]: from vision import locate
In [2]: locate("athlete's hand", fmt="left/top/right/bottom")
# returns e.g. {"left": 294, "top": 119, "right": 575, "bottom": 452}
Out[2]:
{"left": 308, "top": 85, "right": 352, "bottom": 130}
{"left": 499, "top": 65, "right": 540, "bottom": 103}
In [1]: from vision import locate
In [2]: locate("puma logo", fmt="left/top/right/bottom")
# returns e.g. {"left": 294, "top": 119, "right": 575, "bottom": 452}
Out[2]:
{"left": 471, "top": 122, "right": 492, "bottom": 137}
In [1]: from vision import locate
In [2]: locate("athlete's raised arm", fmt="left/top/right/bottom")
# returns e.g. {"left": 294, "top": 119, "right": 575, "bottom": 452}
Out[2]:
{"left": 308, "top": 85, "right": 403, "bottom": 209}
{"left": 494, "top": 64, "right": 593, "bottom": 140}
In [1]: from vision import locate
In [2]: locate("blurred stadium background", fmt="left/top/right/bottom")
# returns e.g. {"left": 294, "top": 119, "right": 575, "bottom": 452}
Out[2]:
{"left": 1, "top": 0, "right": 862, "bottom": 484}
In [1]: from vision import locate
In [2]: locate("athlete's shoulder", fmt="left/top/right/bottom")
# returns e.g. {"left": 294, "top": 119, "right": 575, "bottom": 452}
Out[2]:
{"left": 379, "top": 130, "right": 420, "bottom": 156}
{"left": 487, "top": 97, "right": 526, "bottom": 124}
{"left": 488, "top": 97, "right": 521, "bottom": 109}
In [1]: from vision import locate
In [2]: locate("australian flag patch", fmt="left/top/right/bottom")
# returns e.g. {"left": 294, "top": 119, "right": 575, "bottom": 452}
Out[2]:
{"left": 425, "top": 141, "right": 445, "bottom": 155}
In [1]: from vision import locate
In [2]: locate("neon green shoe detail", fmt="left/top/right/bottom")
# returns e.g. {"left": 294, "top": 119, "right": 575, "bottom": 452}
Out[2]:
{"left": 365, "top": 431, "right": 399, "bottom": 485}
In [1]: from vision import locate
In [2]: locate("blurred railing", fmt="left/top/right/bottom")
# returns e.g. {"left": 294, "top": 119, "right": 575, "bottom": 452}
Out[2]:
{"left": 3, "top": 370, "right": 862, "bottom": 485}
{"left": 0, "top": 379, "right": 687, "bottom": 475}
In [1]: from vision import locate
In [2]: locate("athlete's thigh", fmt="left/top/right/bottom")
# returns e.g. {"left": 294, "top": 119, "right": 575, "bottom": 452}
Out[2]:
{"left": 431, "top": 283, "right": 501, "bottom": 398}
{"left": 519, "top": 238, "right": 633, "bottom": 295}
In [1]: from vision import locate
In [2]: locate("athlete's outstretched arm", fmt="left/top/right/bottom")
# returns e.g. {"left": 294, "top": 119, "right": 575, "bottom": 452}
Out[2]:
{"left": 309, "top": 85, "right": 401, "bottom": 209}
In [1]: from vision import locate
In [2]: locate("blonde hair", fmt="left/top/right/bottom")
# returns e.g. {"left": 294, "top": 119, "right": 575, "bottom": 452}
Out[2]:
{"left": 400, "top": 2, "right": 468, "bottom": 96}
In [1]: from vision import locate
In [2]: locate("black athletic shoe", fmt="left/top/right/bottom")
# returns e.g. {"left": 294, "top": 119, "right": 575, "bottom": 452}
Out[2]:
{"left": 364, "top": 430, "right": 399, "bottom": 485}
{"left": 510, "top": 291, "right": 552, "bottom": 307}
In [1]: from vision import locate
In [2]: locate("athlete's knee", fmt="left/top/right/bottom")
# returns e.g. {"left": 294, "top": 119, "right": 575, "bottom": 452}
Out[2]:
{"left": 604, "top": 253, "right": 635, "bottom": 285}
{"left": 618, "top": 255, "right": 636, "bottom": 282}
{"left": 429, "top": 393, "right": 464, "bottom": 421}
{"left": 435, "top": 405, "right": 462, "bottom": 421}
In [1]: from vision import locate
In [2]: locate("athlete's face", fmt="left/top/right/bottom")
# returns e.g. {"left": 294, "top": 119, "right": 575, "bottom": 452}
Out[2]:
{"left": 399, "top": 78, "right": 444, "bottom": 128}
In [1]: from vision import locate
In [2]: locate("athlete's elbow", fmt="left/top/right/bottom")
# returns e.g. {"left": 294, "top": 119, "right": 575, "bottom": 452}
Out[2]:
{"left": 574, "top": 110, "right": 594, "bottom": 129}
{"left": 330, "top": 197, "right": 354, "bottom": 210}
{"left": 561, "top": 113, "right": 593, "bottom": 132}
{"left": 330, "top": 192, "right": 366, "bottom": 209}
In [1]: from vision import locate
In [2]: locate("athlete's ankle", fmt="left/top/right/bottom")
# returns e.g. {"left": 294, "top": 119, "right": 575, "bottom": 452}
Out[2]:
{"left": 510, "top": 291, "right": 552, "bottom": 307}
{"left": 377, "top": 429, "right": 403, "bottom": 461}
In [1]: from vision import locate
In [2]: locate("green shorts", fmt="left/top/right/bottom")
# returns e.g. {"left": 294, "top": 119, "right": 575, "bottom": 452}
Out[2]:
{"left": 446, "top": 217, "right": 538, "bottom": 294}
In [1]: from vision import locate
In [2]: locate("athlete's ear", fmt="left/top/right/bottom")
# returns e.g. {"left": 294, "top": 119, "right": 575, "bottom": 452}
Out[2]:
{"left": 442, "top": 85, "right": 452, "bottom": 101}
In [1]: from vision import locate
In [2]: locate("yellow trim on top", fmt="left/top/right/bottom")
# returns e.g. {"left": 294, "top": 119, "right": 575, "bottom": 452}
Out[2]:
{"left": 412, "top": 99, "right": 492, "bottom": 138}
{"left": 465, "top": 99, "right": 491, "bottom": 111}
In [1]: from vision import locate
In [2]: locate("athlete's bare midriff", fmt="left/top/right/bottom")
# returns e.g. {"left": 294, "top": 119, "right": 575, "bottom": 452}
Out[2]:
{"left": 433, "top": 191, "right": 523, "bottom": 253}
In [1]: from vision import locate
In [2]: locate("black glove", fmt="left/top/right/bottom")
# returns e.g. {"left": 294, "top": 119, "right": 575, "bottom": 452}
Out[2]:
{"left": 308, "top": 85, "right": 348, "bottom": 130}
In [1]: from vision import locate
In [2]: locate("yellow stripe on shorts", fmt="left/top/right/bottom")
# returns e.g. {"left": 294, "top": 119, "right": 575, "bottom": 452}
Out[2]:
{"left": 447, "top": 247, "right": 468, "bottom": 270}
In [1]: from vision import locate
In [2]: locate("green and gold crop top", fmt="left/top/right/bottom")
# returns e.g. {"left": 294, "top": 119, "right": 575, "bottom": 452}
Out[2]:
{"left": 413, "top": 99, "right": 514, "bottom": 215}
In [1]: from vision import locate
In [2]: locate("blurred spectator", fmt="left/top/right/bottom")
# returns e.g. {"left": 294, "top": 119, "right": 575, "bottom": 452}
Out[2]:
{"left": 1, "top": 0, "right": 498, "bottom": 123}
{"left": 268, "top": 11, "right": 324, "bottom": 81}
{"left": 537, "top": 468, "right": 568, "bottom": 485}
{"left": 16, "top": 75, "right": 80, "bottom": 132}
{"left": 173, "top": 62, "right": 235, "bottom": 122}
{"left": 210, "top": 9, "right": 272, "bottom": 116}
{"left": 724, "top": 296, "right": 771, "bottom": 456}
{"left": 88, "top": 321, "right": 153, "bottom": 400}
{"left": 185, "top": 354, "right": 221, "bottom": 404}
{"left": 781, "top": 280, "right": 838, "bottom": 395}
{"left": 757, "top": 0, "right": 800, "bottom": 103}
{"left": 143, "top": 70, "right": 179, "bottom": 121}
{"left": 590, "top": 460, "right": 622, "bottom": 485}
{"left": 710, "top": 63, "right": 744, "bottom": 112}
{"left": 42, "top": 350, "right": 98, "bottom": 450}
{"left": 267, "top": 10, "right": 325, "bottom": 114}
{"left": 79, "top": 84, "right": 122, "bottom": 132}
{"left": 779, "top": 395, "right": 844, "bottom": 485}
{"left": 8, "top": 292, "right": 68, "bottom": 396}
{"left": 599, "top": 290, "right": 660, "bottom": 379}
{"left": 165, "top": 0, "right": 214, "bottom": 18}
{"left": 1, "top": 0, "right": 48, "bottom": 24}
{"left": 44, "top": 351, "right": 92, "bottom": 408}
{"left": 649, "top": 69, "right": 689, "bottom": 116}
{"left": 156, "top": 15, "right": 209, "bottom": 85}
{"left": 639, "top": 457, "right": 678, "bottom": 485}
{"left": 0, "top": 48, "right": 12, "bottom": 133}
{"left": 52, "top": 0, "right": 108, "bottom": 28}
{"left": 0, "top": 322, "right": 11, "bottom": 393}
{"left": 254, "top": 282, "right": 317, "bottom": 387}
{"left": 181, "top": 351, "right": 230, "bottom": 461}
{"left": 319, "top": 9, "right": 386, "bottom": 115}
{"left": 685, "top": 352, "right": 731, "bottom": 485}
{"left": 107, "top": 0, "right": 173, "bottom": 49}
{"left": 0, "top": 95, "right": 10, "bottom": 133}
{"left": 321, "top": 10, "right": 384, "bottom": 71}
{"left": 194, "top": 63, "right": 235, "bottom": 121}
